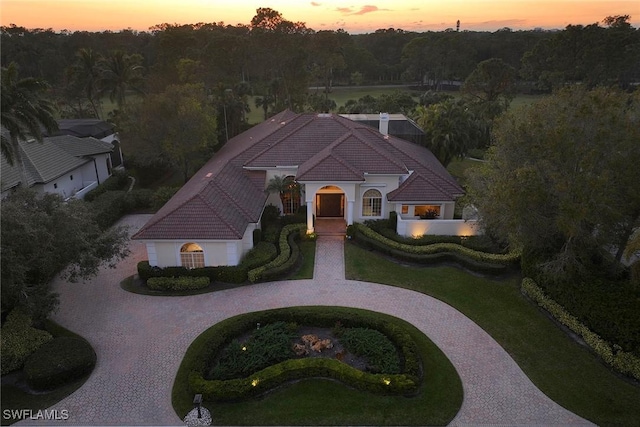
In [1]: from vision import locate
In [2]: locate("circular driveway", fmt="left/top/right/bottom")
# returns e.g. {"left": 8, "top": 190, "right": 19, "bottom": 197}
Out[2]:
{"left": 18, "top": 215, "right": 593, "bottom": 426}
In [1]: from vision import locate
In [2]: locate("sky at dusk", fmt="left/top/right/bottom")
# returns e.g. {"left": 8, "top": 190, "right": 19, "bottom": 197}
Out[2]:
{"left": 2, "top": 0, "right": 639, "bottom": 33}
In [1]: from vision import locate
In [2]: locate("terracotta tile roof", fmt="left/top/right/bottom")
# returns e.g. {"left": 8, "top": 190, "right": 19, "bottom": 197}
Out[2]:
{"left": 133, "top": 110, "right": 464, "bottom": 241}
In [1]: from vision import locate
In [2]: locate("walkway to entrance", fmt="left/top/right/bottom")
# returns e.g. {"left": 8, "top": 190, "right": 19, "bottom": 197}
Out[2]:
{"left": 314, "top": 218, "right": 346, "bottom": 236}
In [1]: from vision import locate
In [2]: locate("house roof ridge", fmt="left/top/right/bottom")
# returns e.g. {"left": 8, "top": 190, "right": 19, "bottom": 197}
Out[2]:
{"left": 132, "top": 192, "right": 204, "bottom": 239}
{"left": 208, "top": 178, "right": 257, "bottom": 221}
{"left": 347, "top": 127, "right": 409, "bottom": 173}
{"left": 243, "top": 113, "right": 313, "bottom": 166}
{"left": 196, "top": 190, "right": 244, "bottom": 237}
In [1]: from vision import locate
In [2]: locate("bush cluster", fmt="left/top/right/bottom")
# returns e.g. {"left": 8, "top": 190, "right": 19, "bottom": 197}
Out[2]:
{"left": 522, "top": 278, "right": 640, "bottom": 382}
{"left": 89, "top": 189, "right": 154, "bottom": 230}
{"left": 339, "top": 327, "right": 401, "bottom": 374}
{"left": 354, "top": 223, "right": 519, "bottom": 269}
{"left": 248, "top": 224, "right": 306, "bottom": 282}
{"left": 147, "top": 276, "right": 210, "bottom": 291}
{"left": 23, "top": 336, "right": 96, "bottom": 390}
{"left": 137, "top": 261, "right": 247, "bottom": 285}
{"left": 83, "top": 170, "right": 130, "bottom": 202}
{"left": 188, "top": 307, "right": 422, "bottom": 402}
{"left": 207, "top": 322, "right": 296, "bottom": 380}
{"left": 240, "top": 242, "right": 278, "bottom": 270}
{"left": 0, "top": 308, "right": 53, "bottom": 375}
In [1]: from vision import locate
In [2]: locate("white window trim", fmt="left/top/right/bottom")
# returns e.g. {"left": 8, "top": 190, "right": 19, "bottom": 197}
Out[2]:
{"left": 361, "top": 188, "right": 384, "bottom": 218}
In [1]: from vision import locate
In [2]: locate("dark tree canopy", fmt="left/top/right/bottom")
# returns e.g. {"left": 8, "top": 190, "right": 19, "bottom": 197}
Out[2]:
{"left": 469, "top": 87, "right": 640, "bottom": 283}
{"left": 1, "top": 189, "right": 130, "bottom": 320}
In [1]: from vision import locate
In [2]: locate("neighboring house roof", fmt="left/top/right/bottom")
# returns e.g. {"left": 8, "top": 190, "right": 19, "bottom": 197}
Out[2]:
{"left": 46, "top": 119, "right": 116, "bottom": 139}
{"left": 132, "top": 110, "right": 463, "bottom": 241}
{"left": 1, "top": 134, "right": 113, "bottom": 191}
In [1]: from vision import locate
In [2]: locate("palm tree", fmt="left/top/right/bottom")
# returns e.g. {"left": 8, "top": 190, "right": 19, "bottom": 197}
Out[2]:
{"left": 98, "top": 50, "right": 145, "bottom": 110}
{"left": 414, "top": 100, "right": 478, "bottom": 167}
{"left": 68, "top": 48, "right": 103, "bottom": 118}
{"left": 1, "top": 62, "right": 58, "bottom": 187}
{"left": 265, "top": 175, "right": 300, "bottom": 214}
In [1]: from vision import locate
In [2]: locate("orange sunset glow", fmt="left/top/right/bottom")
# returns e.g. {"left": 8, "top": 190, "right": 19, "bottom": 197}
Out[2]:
{"left": 2, "top": 0, "right": 639, "bottom": 33}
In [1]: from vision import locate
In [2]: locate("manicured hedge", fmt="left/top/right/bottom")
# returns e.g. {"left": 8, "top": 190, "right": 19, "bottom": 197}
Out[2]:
{"left": 23, "top": 336, "right": 96, "bottom": 390}
{"left": 522, "top": 278, "right": 640, "bottom": 382}
{"left": 248, "top": 223, "right": 306, "bottom": 282}
{"left": 354, "top": 223, "right": 520, "bottom": 266}
{"left": 0, "top": 308, "right": 53, "bottom": 375}
{"left": 240, "top": 242, "right": 278, "bottom": 270}
{"left": 137, "top": 262, "right": 246, "bottom": 284}
{"left": 83, "top": 170, "right": 130, "bottom": 202}
{"left": 147, "top": 276, "right": 210, "bottom": 291}
{"left": 190, "top": 357, "right": 417, "bottom": 402}
{"left": 188, "top": 307, "right": 422, "bottom": 402}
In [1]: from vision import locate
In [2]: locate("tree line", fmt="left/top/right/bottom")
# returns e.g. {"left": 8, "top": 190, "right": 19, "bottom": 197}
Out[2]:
{"left": 2, "top": 11, "right": 639, "bottom": 110}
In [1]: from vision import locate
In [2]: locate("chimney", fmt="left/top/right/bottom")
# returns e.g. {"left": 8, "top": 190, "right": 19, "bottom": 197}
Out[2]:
{"left": 379, "top": 112, "right": 389, "bottom": 136}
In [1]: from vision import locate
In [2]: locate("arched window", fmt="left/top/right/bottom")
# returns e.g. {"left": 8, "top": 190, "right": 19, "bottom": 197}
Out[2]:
{"left": 281, "top": 176, "right": 301, "bottom": 215}
{"left": 362, "top": 189, "right": 382, "bottom": 217}
{"left": 180, "top": 243, "right": 205, "bottom": 269}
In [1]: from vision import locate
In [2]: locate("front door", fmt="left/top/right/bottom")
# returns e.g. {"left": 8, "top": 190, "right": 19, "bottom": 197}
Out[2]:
{"left": 317, "top": 194, "right": 344, "bottom": 217}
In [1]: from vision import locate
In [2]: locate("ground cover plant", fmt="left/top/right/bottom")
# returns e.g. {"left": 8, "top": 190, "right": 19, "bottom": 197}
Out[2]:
{"left": 345, "top": 243, "right": 640, "bottom": 426}
{"left": 172, "top": 307, "right": 462, "bottom": 425}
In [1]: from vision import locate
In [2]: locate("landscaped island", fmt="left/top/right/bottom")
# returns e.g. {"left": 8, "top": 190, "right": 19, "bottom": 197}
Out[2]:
{"left": 173, "top": 307, "right": 463, "bottom": 425}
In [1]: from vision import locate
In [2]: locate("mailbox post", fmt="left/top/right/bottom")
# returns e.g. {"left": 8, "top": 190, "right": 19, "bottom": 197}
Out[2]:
{"left": 193, "top": 394, "right": 203, "bottom": 419}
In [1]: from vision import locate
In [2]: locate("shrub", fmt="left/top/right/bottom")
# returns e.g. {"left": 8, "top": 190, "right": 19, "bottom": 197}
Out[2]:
{"left": 136, "top": 261, "right": 247, "bottom": 284}
{"left": 354, "top": 223, "right": 519, "bottom": 266}
{"left": 147, "top": 276, "right": 210, "bottom": 291}
{"left": 261, "top": 226, "right": 280, "bottom": 244}
{"left": 189, "top": 308, "right": 422, "bottom": 401}
{"left": 0, "top": 308, "right": 53, "bottom": 375}
{"left": 240, "top": 242, "right": 277, "bottom": 270}
{"left": 215, "top": 266, "right": 248, "bottom": 284}
{"left": 125, "top": 189, "right": 154, "bottom": 211}
{"left": 248, "top": 224, "right": 305, "bottom": 282}
{"left": 261, "top": 204, "right": 281, "bottom": 226}
{"left": 207, "top": 322, "right": 296, "bottom": 380}
{"left": 84, "top": 170, "right": 129, "bottom": 202}
{"left": 388, "top": 211, "right": 398, "bottom": 230}
{"left": 89, "top": 190, "right": 129, "bottom": 229}
{"left": 341, "top": 328, "right": 401, "bottom": 374}
{"left": 23, "top": 337, "right": 96, "bottom": 390}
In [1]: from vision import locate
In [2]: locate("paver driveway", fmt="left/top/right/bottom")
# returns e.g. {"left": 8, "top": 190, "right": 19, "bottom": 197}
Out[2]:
{"left": 18, "top": 215, "right": 593, "bottom": 426}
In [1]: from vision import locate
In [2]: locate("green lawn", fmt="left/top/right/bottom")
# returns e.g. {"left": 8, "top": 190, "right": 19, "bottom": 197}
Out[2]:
{"left": 345, "top": 242, "right": 640, "bottom": 426}
{"left": 172, "top": 307, "right": 463, "bottom": 426}
{"left": 287, "top": 240, "right": 316, "bottom": 279}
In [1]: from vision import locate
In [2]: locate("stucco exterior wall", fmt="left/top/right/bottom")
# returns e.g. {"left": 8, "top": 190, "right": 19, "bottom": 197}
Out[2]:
{"left": 146, "top": 239, "right": 246, "bottom": 268}
{"left": 397, "top": 217, "right": 482, "bottom": 237}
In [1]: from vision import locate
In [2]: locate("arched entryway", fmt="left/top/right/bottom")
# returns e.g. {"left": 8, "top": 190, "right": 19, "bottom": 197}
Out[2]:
{"left": 315, "top": 185, "right": 344, "bottom": 218}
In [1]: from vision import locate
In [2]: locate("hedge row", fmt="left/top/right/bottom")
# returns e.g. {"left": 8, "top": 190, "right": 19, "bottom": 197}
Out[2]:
{"left": 188, "top": 307, "right": 422, "bottom": 402}
{"left": 137, "top": 261, "right": 248, "bottom": 285}
{"left": 521, "top": 278, "right": 640, "bottom": 382}
{"left": 0, "top": 308, "right": 53, "bottom": 375}
{"left": 23, "top": 336, "right": 96, "bottom": 390}
{"left": 89, "top": 189, "right": 154, "bottom": 230}
{"left": 355, "top": 231, "right": 510, "bottom": 274}
{"left": 248, "top": 223, "right": 306, "bottom": 282}
{"left": 190, "top": 357, "right": 417, "bottom": 402}
{"left": 354, "top": 223, "right": 520, "bottom": 266}
{"left": 83, "top": 170, "right": 130, "bottom": 202}
{"left": 147, "top": 276, "right": 210, "bottom": 291}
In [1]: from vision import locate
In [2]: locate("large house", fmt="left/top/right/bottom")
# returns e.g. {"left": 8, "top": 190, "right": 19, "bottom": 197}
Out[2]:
{"left": 1, "top": 131, "right": 115, "bottom": 200}
{"left": 133, "top": 110, "right": 477, "bottom": 268}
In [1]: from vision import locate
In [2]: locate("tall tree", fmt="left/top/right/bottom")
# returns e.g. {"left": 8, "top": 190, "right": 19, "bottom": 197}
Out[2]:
{"left": 1, "top": 189, "right": 130, "bottom": 321}
{"left": 119, "top": 83, "right": 217, "bottom": 182}
{"left": 66, "top": 48, "right": 103, "bottom": 117}
{"left": 413, "top": 99, "right": 479, "bottom": 167}
{"left": 1, "top": 62, "right": 58, "bottom": 187}
{"left": 469, "top": 87, "right": 640, "bottom": 282}
{"left": 98, "top": 50, "right": 145, "bottom": 110}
